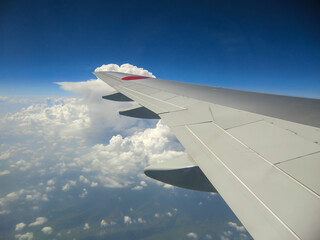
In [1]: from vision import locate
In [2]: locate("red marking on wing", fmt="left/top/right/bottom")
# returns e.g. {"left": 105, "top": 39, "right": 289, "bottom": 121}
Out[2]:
{"left": 121, "top": 76, "right": 150, "bottom": 80}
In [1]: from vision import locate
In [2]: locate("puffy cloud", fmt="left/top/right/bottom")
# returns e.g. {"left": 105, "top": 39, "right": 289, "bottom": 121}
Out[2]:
{"left": 41, "top": 226, "right": 53, "bottom": 234}
{"left": 2, "top": 97, "right": 91, "bottom": 138}
{"left": 228, "top": 221, "right": 246, "bottom": 232}
{"left": 79, "top": 188, "right": 88, "bottom": 198}
{"left": 224, "top": 230, "right": 232, "bottom": 236}
{"left": 15, "top": 222, "right": 26, "bottom": 231}
{"left": 47, "top": 179, "right": 55, "bottom": 185}
{"left": 94, "top": 63, "right": 155, "bottom": 78}
{"left": 90, "top": 182, "right": 98, "bottom": 187}
{"left": 166, "top": 212, "right": 172, "bottom": 217}
{"left": 79, "top": 175, "right": 90, "bottom": 184}
{"left": 83, "top": 223, "right": 90, "bottom": 230}
{"left": 137, "top": 217, "right": 146, "bottom": 224}
{"left": 154, "top": 213, "right": 160, "bottom": 218}
{"left": 124, "top": 216, "right": 132, "bottom": 224}
{"left": 100, "top": 219, "right": 116, "bottom": 227}
{"left": 0, "top": 170, "right": 10, "bottom": 176}
{"left": 0, "top": 151, "right": 10, "bottom": 160}
{"left": 15, "top": 232, "right": 33, "bottom": 240}
{"left": 186, "top": 232, "right": 198, "bottom": 239}
{"left": 45, "top": 186, "right": 55, "bottom": 192}
{"left": 163, "top": 184, "right": 174, "bottom": 189}
{"left": 140, "top": 181, "right": 147, "bottom": 187}
{"left": 76, "top": 121, "right": 183, "bottom": 188}
{"left": 221, "top": 230, "right": 233, "bottom": 240}
{"left": 29, "top": 217, "right": 47, "bottom": 226}
{"left": 62, "top": 180, "right": 77, "bottom": 192}
{"left": 131, "top": 186, "right": 143, "bottom": 191}
{"left": 6, "top": 191, "right": 20, "bottom": 201}
{"left": 100, "top": 220, "right": 107, "bottom": 227}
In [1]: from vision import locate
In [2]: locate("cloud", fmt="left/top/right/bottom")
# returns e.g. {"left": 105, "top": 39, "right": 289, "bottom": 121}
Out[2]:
{"left": 90, "top": 182, "right": 98, "bottom": 187}
{"left": 100, "top": 220, "right": 107, "bottom": 227}
{"left": 0, "top": 170, "right": 10, "bottom": 176}
{"left": 163, "top": 184, "right": 174, "bottom": 189}
{"left": 15, "top": 232, "right": 33, "bottom": 240}
{"left": 228, "top": 221, "right": 246, "bottom": 232}
{"left": 221, "top": 230, "right": 233, "bottom": 240}
{"left": 124, "top": 216, "right": 132, "bottom": 224}
{"left": 79, "top": 188, "right": 88, "bottom": 198}
{"left": 6, "top": 192, "right": 20, "bottom": 201}
{"left": 47, "top": 179, "right": 55, "bottom": 185}
{"left": 79, "top": 175, "right": 90, "bottom": 184}
{"left": 140, "top": 181, "right": 147, "bottom": 187}
{"left": 15, "top": 222, "right": 26, "bottom": 231}
{"left": 29, "top": 217, "right": 47, "bottom": 226}
{"left": 137, "top": 217, "right": 146, "bottom": 223}
{"left": 131, "top": 185, "right": 143, "bottom": 190}
{"left": 41, "top": 226, "right": 53, "bottom": 234}
{"left": 76, "top": 121, "right": 184, "bottom": 188}
{"left": 62, "top": 180, "right": 77, "bottom": 192}
{"left": 45, "top": 186, "right": 55, "bottom": 192}
{"left": 83, "top": 223, "right": 90, "bottom": 230}
{"left": 0, "top": 63, "right": 184, "bottom": 191}
{"left": 186, "top": 232, "right": 198, "bottom": 239}
{"left": 94, "top": 63, "right": 155, "bottom": 78}
{"left": 0, "top": 151, "right": 10, "bottom": 160}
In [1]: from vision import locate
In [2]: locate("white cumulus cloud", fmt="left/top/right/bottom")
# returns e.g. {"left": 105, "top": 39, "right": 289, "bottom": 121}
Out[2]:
{"left": 83, "top": 223, "right": 90, "bottom": 230}
{"left": 0, "top": 170, "right": 10, "bottom": 176}
{"left": 29, "top": 217, "right": 47, "bottom": 227}
{"left": 15, "top": 222, "right": 26, "bottom": 231}
{"left": 62, "top": 180, "right": 77, "bottom": 191}
{"left": 79, "top": 188, "right": 88, "bottom": 198}
{"left": 186, "top": 232, "right": 198, "bottom": 239}
{"left": 131, "top": 185, "right": 143, "bottom": 190}
{"left": 137, "top": 217, "right": 146, "bottom": 223}
{"left": 15, "top": 232, "right": 33, "bottom": 240}
{"left": 100, "top": 219, "right": 108, "bottom": 227}
{"left": 94, "top": 63, "right": 155, "bottom": 78}
{"left": 41, "top": 226, "right": 53, "bottom": 234}
{"left": 124, "top": 216, "right": 132, "bottom": 224}
{"left": 47, "top": 179, "right": 55, "bottom": 185}
{"left": 228, "top": 221, "right": 246, "bottom": 232}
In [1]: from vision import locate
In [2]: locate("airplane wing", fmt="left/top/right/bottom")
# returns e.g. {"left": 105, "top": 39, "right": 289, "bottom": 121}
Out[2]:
{"left": 93, "top": 71, "right": 320, "bottom": 240}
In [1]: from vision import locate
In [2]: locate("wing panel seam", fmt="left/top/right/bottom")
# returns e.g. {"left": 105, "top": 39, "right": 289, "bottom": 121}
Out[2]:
{"left": 118, "top": 86, "right": 186, "bottom": 110}
{"left": 185, "top": 125, "right": 301, "bottom": 240}
{"left": 217, "top": 121, "right": 320, "bottom": 199}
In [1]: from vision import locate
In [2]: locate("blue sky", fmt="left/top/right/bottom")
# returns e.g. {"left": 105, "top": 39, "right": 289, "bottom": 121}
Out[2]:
{"left": 0, "top": 0, "right": 319, "bottom": 97}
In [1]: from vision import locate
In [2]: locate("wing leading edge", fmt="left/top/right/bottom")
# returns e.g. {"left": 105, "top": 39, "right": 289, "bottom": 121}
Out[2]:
{"left": 93, "top": 71, "right": 320, "bottom": 240}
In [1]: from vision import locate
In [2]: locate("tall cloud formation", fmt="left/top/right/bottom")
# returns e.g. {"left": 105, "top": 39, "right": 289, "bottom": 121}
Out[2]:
{"left": 94, "top": 63, "right": 156, "bottom": 78}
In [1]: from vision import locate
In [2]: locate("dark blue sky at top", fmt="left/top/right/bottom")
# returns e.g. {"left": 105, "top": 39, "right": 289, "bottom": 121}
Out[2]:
{"left": 0, "top": 0, "right": 319, "bottom": 97}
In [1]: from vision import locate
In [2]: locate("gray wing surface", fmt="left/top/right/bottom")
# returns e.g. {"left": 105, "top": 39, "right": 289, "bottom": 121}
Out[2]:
{"left": 93, "top": 71, "right": 320, "bottom": 240}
